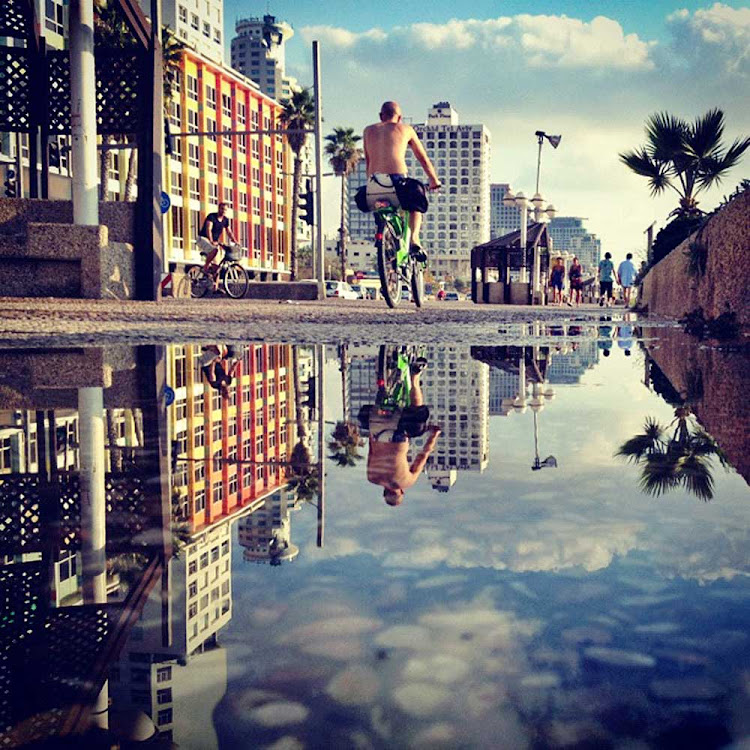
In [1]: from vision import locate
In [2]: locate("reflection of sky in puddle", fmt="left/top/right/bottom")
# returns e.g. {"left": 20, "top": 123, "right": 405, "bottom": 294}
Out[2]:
{"left": 214, "top": 341, "right": 750, "bottom": 750}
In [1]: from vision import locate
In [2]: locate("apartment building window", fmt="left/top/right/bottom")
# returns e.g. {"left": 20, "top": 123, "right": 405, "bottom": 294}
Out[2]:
{"left": 238, "top": 134, "right": 246, "bottom": 154}
{"left": 251, "top": 167, "right": 260, "bottom": 188}
{"left": 171, "top": 209, "right": 184, "bottom": 249}
{"left": 252, "top": 196, "right": 260, "bottom": 216}
{"left": 188, "top": 559, "right": 197, "bottom": 575}
{"left": 251, "top": 139, "right": 260, "bottom": 159}
{"left": 188, "top": 177, "right": 200, "bottom": 201}
{"left": 170, "top": 171, "right": 183, "bottom": 197}
{"left": 265, "top": 200, "right": 273, "bottom": 220}
{"left": 214, "top": 28, "right": 221, "bottom": 44}
{"left": 157, "top": 709, "right": 173, "bottom": 726}
{"left": 178, "top": 4, "right": 187, "bottom": 23}
{"left": 238, "top": 163, "right": 247, "bottom": 183}
{"left": 157, "top": 666, "right": 172, "bottom": 683}
{"left": 208, "top": 182, "right": 218, "bottom": 201}
{"left": 203, "top": 21, "right": 211, "bottom": 38}
{"left": 223, "top": 187, "right": 232, "bottom": 203}
{"left": 206, "top": 117, "right": 216, "bottom": 141}
{"left": 194, "top": 423, "right": 204, "bottom": 448}
{"left": 238, "top": 222, "right": 248, "bottom": 247}
{"left": 194, "top": 488, "right": 206, "bottom": 512}
{"left": 45, "top": 0, "right": 65, "bottom": 35}
{"left": 255, "top": 434, "right": 263, "bottom": 454}
{"left": 187, "top": 75, "right": 198, "bottom": 100}
{"left": 188, "top": 581, "right": 197, "bottom": 598}
{"left": 238, "top": 192, "right": 247, "bottom": 212}
{"left": 222, "top": 156, "right": 232, "bottom": 177}
{"left": 194, "top": 462, "right": 205, "bottom": 483}
{"left": 263, "top": 144, "right": 272, "bottom": 164}
{"left": 187, "top": 109, "right": 199, "bottom": 133}
{"left": 188, "top": 143, "right": 199, "bottom": 167}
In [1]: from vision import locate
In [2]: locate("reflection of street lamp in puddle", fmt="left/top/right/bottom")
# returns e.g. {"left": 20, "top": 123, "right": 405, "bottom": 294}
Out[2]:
{"left": 531, "top": 382, "right": 558, "bottom": 471}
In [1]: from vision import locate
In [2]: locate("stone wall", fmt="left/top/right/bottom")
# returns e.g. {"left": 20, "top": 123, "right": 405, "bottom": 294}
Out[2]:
{"left": 641, "top": 326, "right": 749, "bottom": 485}
{"left": 0, "top": 198, "right": 136, "bottom": 298}
{"left": 638, "top": 190, "right": 750, "bottom": 327}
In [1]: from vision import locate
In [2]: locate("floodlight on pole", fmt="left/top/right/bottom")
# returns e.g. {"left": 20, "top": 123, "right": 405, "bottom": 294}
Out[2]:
{"left": 534, "top": 130, "right": 562, "bottom": 195}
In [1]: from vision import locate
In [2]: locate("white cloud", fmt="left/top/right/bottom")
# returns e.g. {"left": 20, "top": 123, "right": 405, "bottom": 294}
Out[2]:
{"left": 667, "top": 2, "right": 750, "bottom": 75}
{"left": 301, "top": 13, "right": 656, "bottom": 70}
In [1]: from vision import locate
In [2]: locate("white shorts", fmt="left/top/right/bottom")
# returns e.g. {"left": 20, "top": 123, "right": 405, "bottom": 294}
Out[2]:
{"left": 197, "top": 236, "right": 215, "bottom": 256}
{"left": 366, "top": 173, "right": 403, "bottom": 211}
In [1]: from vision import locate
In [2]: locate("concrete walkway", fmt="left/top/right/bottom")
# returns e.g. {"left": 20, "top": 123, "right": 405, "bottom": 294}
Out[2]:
{"left": 0, "top": 297, "right": 663, "bottom": 347}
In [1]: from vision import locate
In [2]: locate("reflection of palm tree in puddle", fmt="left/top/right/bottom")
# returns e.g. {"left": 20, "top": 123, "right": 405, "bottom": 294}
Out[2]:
{"left": 328, "top": 421, "right": 365, "bottom": 467}
{"left": 617, "top": 408, "right": 729, "bottom": 501}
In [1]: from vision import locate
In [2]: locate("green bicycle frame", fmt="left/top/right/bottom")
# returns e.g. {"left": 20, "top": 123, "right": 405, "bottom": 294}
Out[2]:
{"left": 375, "top": 206, "right": 412, "bottom": 267}
{"left": 378, "top": 350, "right": 412, "bottom": 410}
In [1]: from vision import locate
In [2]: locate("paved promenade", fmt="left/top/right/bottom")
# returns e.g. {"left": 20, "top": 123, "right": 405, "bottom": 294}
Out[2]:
{"left": 0, "top": 297, "right": 658, "bottom": 347}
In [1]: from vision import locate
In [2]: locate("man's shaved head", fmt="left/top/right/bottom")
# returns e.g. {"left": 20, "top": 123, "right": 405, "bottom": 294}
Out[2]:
{"left": 380, "top": 101, "right": 401, "bottom": 121}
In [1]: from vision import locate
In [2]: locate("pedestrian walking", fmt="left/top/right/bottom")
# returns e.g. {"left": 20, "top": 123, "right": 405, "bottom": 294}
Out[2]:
{"left": 549, "top": 256, "right": 565, "bottom": 305}
{"left": 598, "top": 252, "right": 616, "bottom": 307}
{"left": 568, "top": 256, "right": 583, "bottom": 306}
{"left": 617, "top": 253, "right": 637, "bottom": 307}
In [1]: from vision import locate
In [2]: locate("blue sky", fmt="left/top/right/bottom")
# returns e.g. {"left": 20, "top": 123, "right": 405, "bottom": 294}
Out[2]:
{"left": 223, "top": 1, "right": 750, "bottom": 255}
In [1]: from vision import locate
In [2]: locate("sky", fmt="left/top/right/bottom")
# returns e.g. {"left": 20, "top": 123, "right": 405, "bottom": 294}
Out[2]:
{"left": 223, "top": 1, "right": 750, "bottom": 258}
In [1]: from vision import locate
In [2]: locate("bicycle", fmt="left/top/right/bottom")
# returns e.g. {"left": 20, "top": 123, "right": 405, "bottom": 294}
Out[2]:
{"left": 187, "top": 244, "right": 249, "bottom": 299}
{"left": 357, "top": 345, "right": 427, "bottom": 433}
{"left": 372, "top": 187, "right": 430, "bottom": 309}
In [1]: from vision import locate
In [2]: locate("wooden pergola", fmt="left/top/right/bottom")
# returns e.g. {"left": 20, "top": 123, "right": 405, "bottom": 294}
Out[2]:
{"left": 471, "top": 222, "right": 553, "bottom": 304}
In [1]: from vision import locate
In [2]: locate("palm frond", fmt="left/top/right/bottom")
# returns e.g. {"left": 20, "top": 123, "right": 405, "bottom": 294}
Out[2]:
{"left": 685, "top": 108, "right": 725, "bottom": 160}
{"left": 645, "top": 112, "right": 689, "bottom": 162}
{"left": 639, "top": 453, "right": 679, "bottom": 497}
{"left": 695, "top": 135, "right": 750, "bottom": 191}
{"left": 619, "top": 148, "right": 673, "bottom": 196}
{"left": 677, "top": 454, "right": 715, "bottom": 501}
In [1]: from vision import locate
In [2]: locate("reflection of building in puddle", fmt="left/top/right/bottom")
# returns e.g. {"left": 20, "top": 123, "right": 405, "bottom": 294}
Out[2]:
{"left": 420, "top": 346, "right": 489, "bottom": 492}
{"left": 237, "top": 487, "right": 301, "bottom": 564}
{"left": 167, "top": 343, "right": 296, "bottom": 534}
{"left": 110, "top": 516, "right": 235, "bottom": 745}
{"left": 546, "top": 340, "right": 599, "bottom": 384}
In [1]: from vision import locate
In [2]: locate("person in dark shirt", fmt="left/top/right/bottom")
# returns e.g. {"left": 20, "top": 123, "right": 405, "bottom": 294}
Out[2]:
{"left": 197, "top": 202, "right": 237, "bottom": 273}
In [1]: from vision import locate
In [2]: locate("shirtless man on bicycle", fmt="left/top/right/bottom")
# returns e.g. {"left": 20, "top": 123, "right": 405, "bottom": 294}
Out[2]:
{"left": 363, "top": 101, "right": 440, "bottom": 261}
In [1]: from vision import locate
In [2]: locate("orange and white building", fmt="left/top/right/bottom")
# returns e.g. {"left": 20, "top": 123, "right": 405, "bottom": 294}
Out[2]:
{"left": 165, "top": 49, "right": 291, "bottom": 279}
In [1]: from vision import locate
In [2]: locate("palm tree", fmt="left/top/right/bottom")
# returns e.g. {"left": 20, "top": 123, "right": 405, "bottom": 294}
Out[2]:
{"left": 328, "top": 421, "right": 365, "bottom": 468}
{"left": 620, "top": 109, "right": 750, "bottom": 217}
{"left": 325, "top": 127, "right": 363, "bottom": 279}
{"left": 280, "top": 89, "right": 315, "bottom": 281}
{"left": 616, "top": 410, "right": 729, "bottom": 501}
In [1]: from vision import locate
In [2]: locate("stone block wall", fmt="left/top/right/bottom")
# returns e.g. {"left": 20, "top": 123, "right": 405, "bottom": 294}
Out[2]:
{"left": 639, "top": 190, "right": 750, "bottom": 327}
{"left": 0, "top": 198, "right": 136, "bottom": 298}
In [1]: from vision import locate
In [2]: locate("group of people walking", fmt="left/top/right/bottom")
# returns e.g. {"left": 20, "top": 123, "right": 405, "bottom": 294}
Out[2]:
{"left": 547, "top": 253, "right": 638, "bottom": 307}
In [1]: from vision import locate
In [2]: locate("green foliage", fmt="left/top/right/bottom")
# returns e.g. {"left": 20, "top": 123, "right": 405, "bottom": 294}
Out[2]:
{"left": 679, "top": 307, "right": 740, "bottom": 341}
{"left": 280, "top": 88, "right": 315, "bottom": 156}
{"left": 651, "top": 214, "right": 704, "bottom": 264}
{"left": 325, "top": 128, "right": 363, "bottom": 177}
{"left": 620, "top": 108, "right": 750, "bottom": 217}
{"left": 328, "top": 421, "right": 365, "bottom": 468}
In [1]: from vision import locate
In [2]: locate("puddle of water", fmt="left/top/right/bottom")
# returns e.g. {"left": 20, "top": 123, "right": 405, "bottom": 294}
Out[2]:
{"left": 0, "top": 328, "right": 748, "bottom": 748}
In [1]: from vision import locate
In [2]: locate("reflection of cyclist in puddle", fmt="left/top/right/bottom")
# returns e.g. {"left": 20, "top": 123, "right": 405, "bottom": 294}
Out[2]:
{"left": 359, "top": 358, "right": 441, "bottom": 506}
{"left": 200, "top": 345, "right": 245, "bottom": 397}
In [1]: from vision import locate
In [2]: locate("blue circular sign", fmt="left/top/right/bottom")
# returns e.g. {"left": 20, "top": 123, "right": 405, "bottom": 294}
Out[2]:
{"left": 163, "top": 385, "right": 175, "bottom": 406}
{"left": 160, "top": 191, "right": 171, "bottom": 214}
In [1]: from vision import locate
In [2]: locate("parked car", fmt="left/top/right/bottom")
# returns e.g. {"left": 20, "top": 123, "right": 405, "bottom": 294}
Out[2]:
{"left": 349, "top": 284, "right": 364, "bottom": 299}
{"left": 401, "top": 286, "right": 411, "bottom": 302}
{"left": 325, "top": 280, "right": 359, "bottom": 300}
{"left": 444, "top": 291, "right": 460, "bottom": 301}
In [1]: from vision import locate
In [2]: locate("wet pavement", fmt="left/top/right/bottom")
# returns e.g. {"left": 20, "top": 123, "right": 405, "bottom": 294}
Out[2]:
{"left": 0, "top": 319, "right": 748, "bottom": 748}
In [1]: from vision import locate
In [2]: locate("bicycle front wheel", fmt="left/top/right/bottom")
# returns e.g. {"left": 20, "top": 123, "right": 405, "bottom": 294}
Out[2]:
{"left": 377, "top": 227, "right": 401, "bottom": 308}
{"left": 222, "top": 262, "right": 249, "bottom": 299}
{"left": 411, "top": 261, "right": 425, "bottom": 308}
{"left": 187, "top": 266, "right": 210, "bottom": 298}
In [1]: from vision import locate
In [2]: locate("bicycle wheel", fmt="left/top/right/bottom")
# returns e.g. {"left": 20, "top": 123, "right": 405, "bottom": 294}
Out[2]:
{"left": 377, "top": 226, "right": 401, "bottom": 309}
{"left": 187, "top": 265, "right": 211, "bottom": 298}
{"left": 222, "top": 262, "right": 249, "bottom": 299}
{"left": 411, "top": 261, "right": 425, "bottom": 308}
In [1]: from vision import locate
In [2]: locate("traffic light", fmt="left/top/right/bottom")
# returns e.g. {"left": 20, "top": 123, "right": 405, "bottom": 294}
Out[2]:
{"left": 303, "top": 376, "right": 316, "bottom": 410}
{"left": 164, "top": 117, "right": 174, "bottom": 156}
{"left": 299, "top": 179, "right": 314, "bottom": 226}
{"left": 4, "top": 166, "right": 17, "bottom": 198}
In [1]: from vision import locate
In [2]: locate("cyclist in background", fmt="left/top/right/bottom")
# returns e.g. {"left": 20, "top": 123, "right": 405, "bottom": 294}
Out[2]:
{"left": 363, "top": 101, "right": 441, "bottom": 262}
{"left": 198, "top": 202, "right": 238, "bottom": 273}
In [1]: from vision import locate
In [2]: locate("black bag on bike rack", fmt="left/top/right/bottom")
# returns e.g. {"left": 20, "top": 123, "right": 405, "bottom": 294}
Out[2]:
{"left": 354, "top": 185, "right": 370, "bottom": 213}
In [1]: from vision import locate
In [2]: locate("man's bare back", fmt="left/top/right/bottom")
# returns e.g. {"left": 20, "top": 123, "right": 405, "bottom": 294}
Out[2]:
{"left": 363, "top": 121, "right": 414, "bottom": 176}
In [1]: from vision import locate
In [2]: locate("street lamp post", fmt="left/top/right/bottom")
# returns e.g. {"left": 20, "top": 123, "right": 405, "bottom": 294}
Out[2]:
{"left": 502, "top": 189, "right": 556, "bottom": 301}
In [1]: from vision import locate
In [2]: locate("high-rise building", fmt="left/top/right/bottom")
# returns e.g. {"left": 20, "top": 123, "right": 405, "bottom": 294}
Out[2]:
{"left": 230, "top": 15, "right": 297, "bottom": 101}
{"left": 405, "top": 103, "right": 492, "bottom": 280}
{"left": 547, "top": 217, "right": 601, "bottom": 273}
{"left": 420, "top": 345, "right": 489, "bottom": 491}
{"left": 237, "top": 488, "right": 301, "bottom": 564}
{"left": 347, "top": 160, "right": 371, "bottom": 243}
{"left": 546, "top": 341, "right": 599, "bottom": 385}
{"left": 490, "top": 183, "right": 522, "bottom": 239}
{"left": 141, "top": 0, "right": 225, "bottom": 64}
{"left": 489, "top": 367, "right": 523, "bottom": 416}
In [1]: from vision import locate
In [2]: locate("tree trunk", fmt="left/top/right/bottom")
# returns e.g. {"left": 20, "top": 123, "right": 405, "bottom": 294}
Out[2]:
{"left": 339, "top": 344, "right": 349, "bottom": 422}
{"left": 290, "top": 154, "right": 303, "bottom": 281}
{"left": 124, "top": 143, "right": 137, "bottom": 201}
{"left": 339, "top": 173, "right": 347, "bottom": 281}
{"left": 99, "top": 138, "right": 111, "bottom": 201}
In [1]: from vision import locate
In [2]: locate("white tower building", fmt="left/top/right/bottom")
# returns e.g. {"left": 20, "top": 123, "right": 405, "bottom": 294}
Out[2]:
{"left": 405, "top": 103, "right": 491, "bottom": 280}
{"left": 230, "top": 15, "right": 298, "bottom": 101}
{"left": 420, "top": 345, "right": 489, "bottom": 491}
{"left": 143, "top": 0, "right": 225, "bottom": 64}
